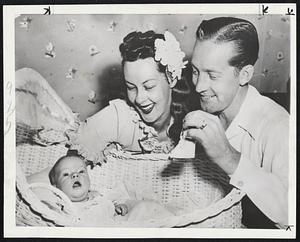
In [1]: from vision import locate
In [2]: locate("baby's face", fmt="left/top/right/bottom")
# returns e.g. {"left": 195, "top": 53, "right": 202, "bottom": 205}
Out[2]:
{"left": 54, "top": 156, "right": 90, "bottom": 202}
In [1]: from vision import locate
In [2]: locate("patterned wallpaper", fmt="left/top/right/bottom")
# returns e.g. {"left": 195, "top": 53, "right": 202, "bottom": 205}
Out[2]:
{"left": 15, "top": 14, "right": 290, "bottom": 120}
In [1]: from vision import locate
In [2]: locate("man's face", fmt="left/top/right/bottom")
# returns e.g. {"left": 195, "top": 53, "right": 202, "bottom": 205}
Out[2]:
{"left": 191, "top": 40, "right": 241, "bottom": 114}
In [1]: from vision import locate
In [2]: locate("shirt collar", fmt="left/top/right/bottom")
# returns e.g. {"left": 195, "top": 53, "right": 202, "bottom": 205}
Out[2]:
{"left": 226, "top": 85, "right": 262, "bottom": 140}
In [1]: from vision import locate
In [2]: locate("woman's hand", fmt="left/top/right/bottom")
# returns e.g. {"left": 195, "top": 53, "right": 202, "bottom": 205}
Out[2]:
{"left": 115, "top": 203, "right": 129, "bottom": 216}
{"left": 183, "top": 110, "right": 240, "bottom": 175}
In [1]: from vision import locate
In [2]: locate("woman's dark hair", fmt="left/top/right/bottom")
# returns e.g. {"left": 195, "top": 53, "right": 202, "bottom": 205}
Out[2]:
{"left": 119, "top": 30, "right": 192, "bottom": 144}
{"left": 196, "top": 17, "right": 259, "bottom": 71}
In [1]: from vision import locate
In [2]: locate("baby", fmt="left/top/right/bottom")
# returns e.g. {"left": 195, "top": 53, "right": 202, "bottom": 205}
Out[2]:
{"left": 49, "top": 153, "right": 174, "bottom": 226}
{"left": 49, "top": 154, "right": 128, "bottom": 225}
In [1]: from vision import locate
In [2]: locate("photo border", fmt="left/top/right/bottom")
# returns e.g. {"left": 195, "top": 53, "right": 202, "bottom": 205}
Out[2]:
{"left": 3, "top": 3, "right": 297, "bottom": 238}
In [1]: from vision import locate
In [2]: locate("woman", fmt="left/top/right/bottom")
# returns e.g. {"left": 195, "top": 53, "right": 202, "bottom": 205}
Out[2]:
{"left": 67, "top": 30, "right": 191, "bottom": 165}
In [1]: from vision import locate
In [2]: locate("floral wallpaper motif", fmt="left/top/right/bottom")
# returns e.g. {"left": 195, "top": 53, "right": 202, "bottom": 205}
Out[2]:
{"left": 15, "top": 14, "right": 290, "bottom": 120}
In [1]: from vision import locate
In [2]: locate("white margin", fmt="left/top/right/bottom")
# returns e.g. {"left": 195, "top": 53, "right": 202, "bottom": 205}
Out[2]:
{"left": 3, "top": 3, "right": 297, "bottom": 239}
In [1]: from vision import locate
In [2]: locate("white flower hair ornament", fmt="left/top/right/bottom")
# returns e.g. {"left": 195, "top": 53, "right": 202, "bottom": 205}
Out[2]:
{"left": 154, "top": 31, "right": 188, "bottom": 88}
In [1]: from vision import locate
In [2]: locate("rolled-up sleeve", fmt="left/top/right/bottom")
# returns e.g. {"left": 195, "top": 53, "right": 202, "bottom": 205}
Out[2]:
{"left": 230, "top": 116, "right": 289, "bottom": 226}
{"left": 66, "top": 104, "right": 118, "bottom": 164}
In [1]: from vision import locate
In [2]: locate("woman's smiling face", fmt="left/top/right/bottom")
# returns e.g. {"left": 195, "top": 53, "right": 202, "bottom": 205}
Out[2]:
{"left": 124, "top": 57, "right": 172, "bottom": 126}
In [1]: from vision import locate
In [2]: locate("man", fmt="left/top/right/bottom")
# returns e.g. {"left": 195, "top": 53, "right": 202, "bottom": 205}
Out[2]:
{"left": 184, "top": 17, "right": 289, "bottom": 228}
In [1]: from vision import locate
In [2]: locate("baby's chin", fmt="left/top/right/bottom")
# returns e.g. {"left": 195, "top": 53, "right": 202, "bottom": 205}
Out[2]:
{"left": 69, "top": 192, "right": 88, "bottom": 202}
{"left": 68, "top": 189, "right": 89, "bottom": 202}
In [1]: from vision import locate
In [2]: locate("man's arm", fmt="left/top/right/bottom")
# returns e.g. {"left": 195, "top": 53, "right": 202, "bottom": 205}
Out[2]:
{"left": 184, "top": 110, "right": 289, "bottom": 226}
{"left": 230, "top": 117, "right": 289, "bottom": 226}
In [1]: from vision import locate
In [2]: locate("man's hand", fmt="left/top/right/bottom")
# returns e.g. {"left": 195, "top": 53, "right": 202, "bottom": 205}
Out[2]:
{"left": 183, "top": 110, "right": 240, "bottom": 175}
{"left": 115, "top": 203, "right": 128, "bottom": 216}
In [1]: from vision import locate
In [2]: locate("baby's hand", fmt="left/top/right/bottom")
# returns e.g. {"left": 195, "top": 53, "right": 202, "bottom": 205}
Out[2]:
{"left": 115, "top": 203, "right": 128, "bottom": 216}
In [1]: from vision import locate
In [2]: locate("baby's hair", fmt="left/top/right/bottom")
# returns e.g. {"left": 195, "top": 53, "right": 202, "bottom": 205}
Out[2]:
{"left": 49, "top": 151, "right": 85, "bottom": 185}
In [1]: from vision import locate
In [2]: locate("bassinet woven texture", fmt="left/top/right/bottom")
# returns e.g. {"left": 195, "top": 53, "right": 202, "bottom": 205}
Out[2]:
{"left": 17, "top": 143, "right": 68, "bottom": 177}
{"left": 16, "top": 144, "right": 244, "bottom": 227}
{"left": 15, "top": 67, "right": 245, "bottom": 228}
{"left": 88, "top": 148, "right": 243, "bottom": 228}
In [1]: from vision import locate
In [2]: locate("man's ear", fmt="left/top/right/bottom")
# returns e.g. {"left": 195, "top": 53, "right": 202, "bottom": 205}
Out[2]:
{"left": 238, "top": 65, "right": 254, "bottom": 86}
{"left": 165, "top": 68, "right": 177, "bottom": 88}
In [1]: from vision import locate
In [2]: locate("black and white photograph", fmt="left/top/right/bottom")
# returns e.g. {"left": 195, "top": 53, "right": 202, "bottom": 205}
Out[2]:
{"left": 3, "top": 3, "right": 296, "bottom": 239}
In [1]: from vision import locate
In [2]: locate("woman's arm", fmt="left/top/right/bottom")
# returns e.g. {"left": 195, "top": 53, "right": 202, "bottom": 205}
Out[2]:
{"left": 66, "top": 104, "right": 119, "bottom": 164}
{"left": 67, "top": 99, "right": 140, "bottom": 164}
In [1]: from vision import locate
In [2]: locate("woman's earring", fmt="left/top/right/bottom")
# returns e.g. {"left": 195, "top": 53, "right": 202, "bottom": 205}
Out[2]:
{"left": 169, "top": 78, "right": 178, "bottom": 88}
{"left": 165, "top": 68, "right": 177, "bottom": 88}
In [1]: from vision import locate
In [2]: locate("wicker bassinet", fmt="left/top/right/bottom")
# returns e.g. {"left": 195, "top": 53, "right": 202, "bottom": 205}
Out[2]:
{"left": 15, "top": 68, "right": 245, "bottom": 228}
